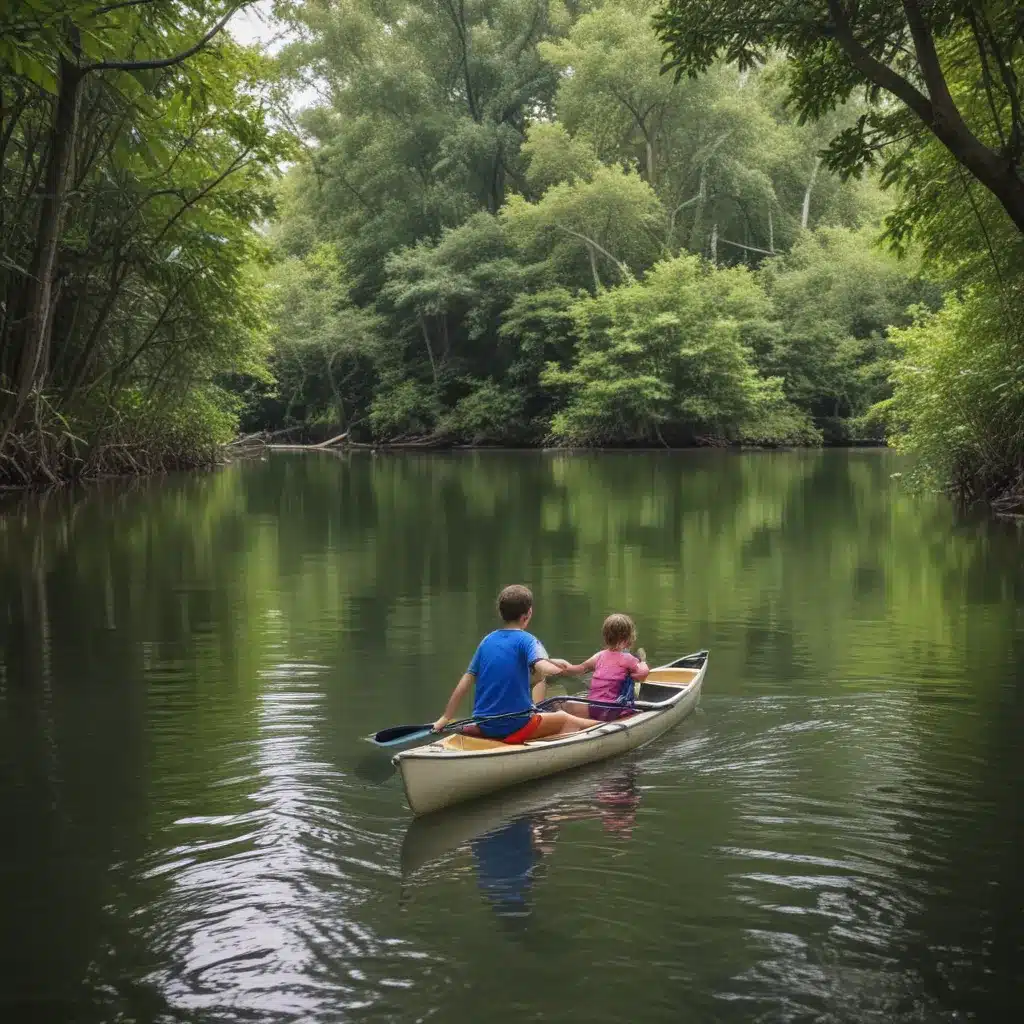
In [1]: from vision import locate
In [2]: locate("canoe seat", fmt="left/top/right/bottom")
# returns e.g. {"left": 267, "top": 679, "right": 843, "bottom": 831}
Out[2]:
{"left": 438, "top": 734, "right": 509, "bottom": 752}
{"left": 635, "top": 682, "right": 687, "bottom": 703}
{"left": 645, "top": 668, "right": 697, "bottom": 685}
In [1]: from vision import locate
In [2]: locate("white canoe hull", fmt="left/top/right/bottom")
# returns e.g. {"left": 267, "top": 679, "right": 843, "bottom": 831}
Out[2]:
{"left": 394, "top": 651, "right": 707, "bottom": 816}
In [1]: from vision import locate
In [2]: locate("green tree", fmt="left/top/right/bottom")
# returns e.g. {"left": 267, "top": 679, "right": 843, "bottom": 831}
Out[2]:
{"left": 379, "top": 212, "right": 531, "bottom": 399}
{"left": 543, "top": 4, "right": 784, "bottom": 257}
{"left": 502, "top": 165, "right": 664, "bottom": 291}
{"left": 257, "top": 243, "right": 381, "bottom": 433}
{"left": 757, "top": 227, "right": 939, "bottom": 437}
{"left": 881, "top": 290, "right": 1024, "bottom": 512}
{"left": 544, "top": 254, "right": 818, "bottom": 444}
{"left": 253, "top": 0, "right": 970, "bottom": 465}
{"left": 541, "top": 4, "right": 885, "bottom": 260}
{"left": 521, "top": 122, "right": 599, "bottom": 196}
{"left": 276, "top": 0, "right": 565, "bottom": 296}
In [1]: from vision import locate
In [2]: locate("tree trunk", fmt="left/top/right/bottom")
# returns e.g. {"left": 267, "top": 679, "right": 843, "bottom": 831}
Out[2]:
{"left": 586, "top": 243, "right": 603, "bottom": 292}
{"left": 419, "top": 314, "right": 438, "bottom": 385}
{"left": 63, "top": 257, "right": 129, "bottom": 398}
{"left": 899, "top": 0, "right": 1024, "bottom": 233}
{"left": 768, "top": 207, "right": 775, "bottom": 252}
{"left": 490, "top": 156, "right": 505, "bottom": 213}
{"left": 9, "top": 58, "right": 82, "bottom": 419}
{"left": 710, "top": 222, "right": 718, "bottom": 264}
{"left": 932, "top": 118, "right": 1024, "bottom": 234}
{"left": 801, "top": 157, "right": 821, "bottom": 229}
{"left": 688, "top": 161, "right": 708, "bottom": 251}
{"left": 827, "top": 0, "right": 1024, "bottom": 236}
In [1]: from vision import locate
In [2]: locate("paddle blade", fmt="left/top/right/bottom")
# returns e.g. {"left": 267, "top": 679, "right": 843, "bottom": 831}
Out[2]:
{"left": 370, "top": 723, "right": 433, "bottom": 746}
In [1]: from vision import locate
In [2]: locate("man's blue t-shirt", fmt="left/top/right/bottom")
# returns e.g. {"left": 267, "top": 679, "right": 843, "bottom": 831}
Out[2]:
{"left": 468, "top": 629, "right": 547, "bottom": 736}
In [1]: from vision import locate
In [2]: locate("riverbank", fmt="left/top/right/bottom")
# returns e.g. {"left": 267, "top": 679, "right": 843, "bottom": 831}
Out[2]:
{"left": 0, "top": 429, "right": 223, "bottom": 491}
{"left": 7, "top": 431, "right": 1021, "bottom": 520}
{"left": 0, "top": 432, "right": 879, "bottom": 492}
{"left": 227, "top": 423, "right": 887, "bottom": 455}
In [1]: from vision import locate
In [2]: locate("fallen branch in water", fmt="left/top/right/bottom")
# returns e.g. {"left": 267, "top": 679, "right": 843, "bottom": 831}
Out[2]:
{"left": 265, "top": 430, "right": 349, "bottom": 451}
{"left": 226, "top": 431, "right": 267, "bottom": 448}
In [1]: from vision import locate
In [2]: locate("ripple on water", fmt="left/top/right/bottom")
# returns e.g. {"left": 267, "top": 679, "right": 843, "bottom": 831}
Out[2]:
{"left": 620, "top": 687, "right": 998, "bottom": 1021}
{"left": 132, "top": 661, "right": 436, "bottom": 1021}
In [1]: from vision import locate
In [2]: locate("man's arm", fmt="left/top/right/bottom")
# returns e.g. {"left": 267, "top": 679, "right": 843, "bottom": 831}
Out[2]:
{"left": 530, "top": 657, "right": 569, "bottom": 703}
{"left": 534, "top": 657, "right": 568, "bottom": 677}
{"left": 432, "top": 672, "right": 474, "bottom": 731}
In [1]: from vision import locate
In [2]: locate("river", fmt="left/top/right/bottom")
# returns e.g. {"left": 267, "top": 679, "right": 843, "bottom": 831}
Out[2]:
{"left": 1, "top": 450, "right": 1022, "bottom": 1023}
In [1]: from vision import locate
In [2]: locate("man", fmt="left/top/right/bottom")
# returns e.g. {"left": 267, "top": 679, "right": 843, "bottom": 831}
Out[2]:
{"left": 431, "top": 584, "right": 592, "bottom": 743}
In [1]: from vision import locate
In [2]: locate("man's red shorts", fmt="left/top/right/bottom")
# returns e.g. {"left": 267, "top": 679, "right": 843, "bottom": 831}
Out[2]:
{"left": 501, "top": 714, "right": 543, "bottom": 744}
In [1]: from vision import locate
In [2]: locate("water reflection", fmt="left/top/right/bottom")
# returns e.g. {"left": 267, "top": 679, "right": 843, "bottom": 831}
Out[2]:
{"left": 472, "top": 818, "right": 545, "bottom": 921}
{"left": 402, "top": 762, "right": 642, "bottom": 926}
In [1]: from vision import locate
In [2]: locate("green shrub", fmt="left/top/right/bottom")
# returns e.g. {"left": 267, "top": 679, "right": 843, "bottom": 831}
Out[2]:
{"left": 880, "top": 290, "right": 1024, "bottom": 507}
{"left": 544, "top": 255, "right": 818, "bottom": 445}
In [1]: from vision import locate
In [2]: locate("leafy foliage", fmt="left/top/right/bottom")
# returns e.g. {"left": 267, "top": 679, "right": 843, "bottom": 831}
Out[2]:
{"left": 882, "top": 290, "right": 1024, "bottom": 510}
{"left": 545, "top": 256, "right": 819, "bottom": 445}
{"left": 253, "top": 244, "right": 381, "bottom": 432}
{"left": 653, "top": 1, "right": 1024, "bottom": 236}
{"left": 252, "top": 0, "right": 933, "bottom": 454}
{"left": 0, "top": 1, "right": 294, "bottom": 483}
{"left": 757, "top": 228, "right": 941, "bottom": 438}
{"left": 502, "top": 166, "right": 664, "bottom": 290}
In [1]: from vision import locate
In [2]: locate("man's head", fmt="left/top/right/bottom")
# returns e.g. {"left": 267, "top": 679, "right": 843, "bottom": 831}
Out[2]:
{"left": 498, "top": 584, "right": 534, "bottom": 625}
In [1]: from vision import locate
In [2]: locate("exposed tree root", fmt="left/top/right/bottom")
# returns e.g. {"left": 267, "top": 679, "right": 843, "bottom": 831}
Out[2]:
{"left": 0, "top": 417, "right": 221, "bottom": 489}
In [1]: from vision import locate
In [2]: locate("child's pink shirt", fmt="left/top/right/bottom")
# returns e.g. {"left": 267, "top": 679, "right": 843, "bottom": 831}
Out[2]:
{"left": 588, "top": 650, "right": 646, "bottom": 703}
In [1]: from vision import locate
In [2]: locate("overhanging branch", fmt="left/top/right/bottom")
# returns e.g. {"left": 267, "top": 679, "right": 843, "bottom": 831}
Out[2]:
{"left": 84, "top": 4, "right": 246, "bottom": 74}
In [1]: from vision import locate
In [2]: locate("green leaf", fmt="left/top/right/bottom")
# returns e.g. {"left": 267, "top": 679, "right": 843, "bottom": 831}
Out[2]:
{"left": 21, "top": 54, "right": 57, "bottom": 94}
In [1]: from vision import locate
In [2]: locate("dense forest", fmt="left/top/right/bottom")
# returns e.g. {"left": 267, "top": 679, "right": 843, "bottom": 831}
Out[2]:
{"left": 1, "top": 1, "right": 1022, "bottom": 510}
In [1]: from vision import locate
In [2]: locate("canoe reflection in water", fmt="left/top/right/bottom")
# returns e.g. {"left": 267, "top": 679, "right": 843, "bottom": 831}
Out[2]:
{"left": 401, "top": 760, "right": 641, "bottom": 923}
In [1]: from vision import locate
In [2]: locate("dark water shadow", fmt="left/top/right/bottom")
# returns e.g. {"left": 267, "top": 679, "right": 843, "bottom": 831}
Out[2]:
{"left": 348, "top": 750, "right": 399, "bottom": 786}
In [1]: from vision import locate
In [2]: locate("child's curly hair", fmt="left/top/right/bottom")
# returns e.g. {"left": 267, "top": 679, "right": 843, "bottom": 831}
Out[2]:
{"left": 602, "top": 613, "right": 636, "bottom": 649}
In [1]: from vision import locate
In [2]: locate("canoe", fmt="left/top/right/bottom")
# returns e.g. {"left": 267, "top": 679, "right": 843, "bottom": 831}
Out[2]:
{"left": 393, "top": 649, "right": 708, "bottom": 816}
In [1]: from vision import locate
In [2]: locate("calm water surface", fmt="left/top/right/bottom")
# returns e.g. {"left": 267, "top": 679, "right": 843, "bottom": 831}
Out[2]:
{"left": 1, "top": 451, "right": 1022, "bottom": 1023}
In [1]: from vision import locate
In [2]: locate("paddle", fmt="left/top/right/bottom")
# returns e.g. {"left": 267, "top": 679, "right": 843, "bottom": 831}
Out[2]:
{"left": 369, "top": 707, "right": 542, "bottom": 748}
{"left": 540, "top": 695, "right": 664, "bottom": 713}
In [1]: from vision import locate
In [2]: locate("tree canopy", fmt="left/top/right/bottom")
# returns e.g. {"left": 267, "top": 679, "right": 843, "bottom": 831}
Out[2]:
{"left": 243, "top": 0, "right": 922, "bottom": 454}
{"left": 653, "top": 1, "right": 1024, "bottom": 237}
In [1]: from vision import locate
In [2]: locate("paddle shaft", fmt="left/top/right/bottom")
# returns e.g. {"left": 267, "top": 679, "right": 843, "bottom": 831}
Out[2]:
{"left": 537, "top": 695, "right": 662, "bottom": 713}
{"left": 439, "top": 695, "right": 661, "bottom": 728}
{"left": 372, "top": 706, "right": 545, "bottom": 745}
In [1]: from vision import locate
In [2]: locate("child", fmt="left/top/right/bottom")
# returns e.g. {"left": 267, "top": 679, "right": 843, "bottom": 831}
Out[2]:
{"left": 561, "top": 613, "right": 650, "bottom": 721}
{"left": 431, "top": 585, "right": 593, "bottom": 743}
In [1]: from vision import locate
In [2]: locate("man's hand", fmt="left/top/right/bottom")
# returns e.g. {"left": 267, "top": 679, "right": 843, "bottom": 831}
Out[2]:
{"left": 549, "top": 657, "right": 573, "bottom": 671}
{"left": 431, "top": 716, "right": 450, "bottom": 733}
